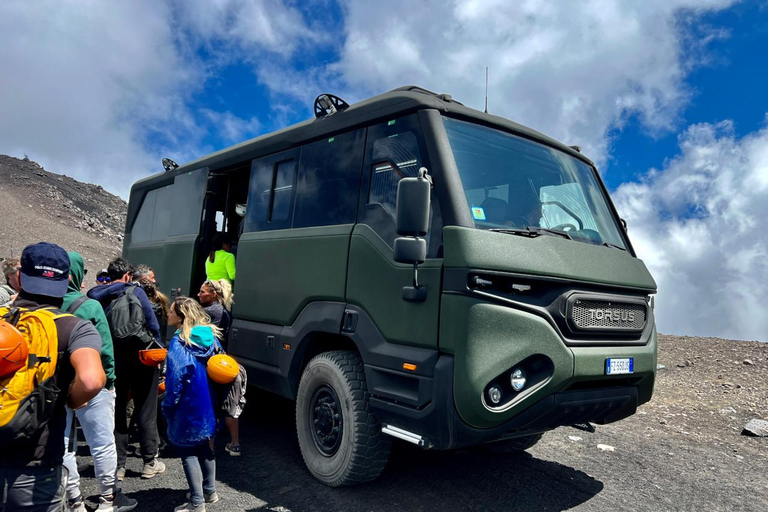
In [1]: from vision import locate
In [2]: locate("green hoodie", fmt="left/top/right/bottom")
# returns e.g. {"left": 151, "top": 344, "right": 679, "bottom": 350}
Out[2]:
{"left": 61, "top": 252, "right": 116, "bottom": 390}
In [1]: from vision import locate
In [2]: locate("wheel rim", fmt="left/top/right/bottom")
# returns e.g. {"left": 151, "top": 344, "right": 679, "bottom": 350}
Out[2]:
{"left": 309, "top": 385, "right": 343, "bottom": 456}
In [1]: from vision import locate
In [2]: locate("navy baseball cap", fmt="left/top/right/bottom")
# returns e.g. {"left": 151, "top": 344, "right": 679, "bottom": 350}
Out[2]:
{"left": 20, "top": 242, "right": 71, "bottom": 298}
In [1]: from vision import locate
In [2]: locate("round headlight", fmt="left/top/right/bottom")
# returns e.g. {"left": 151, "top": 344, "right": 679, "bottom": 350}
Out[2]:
{"left": 510, "top": 369, "right": 527, "bottom": 391}
{"left": 487, "top": 385, "right": 502, "bottom": 404}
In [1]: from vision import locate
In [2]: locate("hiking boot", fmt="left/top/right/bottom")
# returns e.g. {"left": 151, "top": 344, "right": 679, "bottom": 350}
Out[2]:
{"left": 186, "top": 491, "right": 220, "bottom": 504}
{"left": 97, "top": 489, "right": 139, "bottom": 512}
{"left": 225, "top": 443, "right": 241, "bottom": 456}
{"left": 140, "top": 458, "right": 166, "bottom": 479}
{"left": 116, "top": 467, "right": 126, "bottom": 481}
{"left": 174, "top": 502, "right": 205, "bottom": 512}
{"left": 67, "top": 496, "right": 87, "bottom": 512}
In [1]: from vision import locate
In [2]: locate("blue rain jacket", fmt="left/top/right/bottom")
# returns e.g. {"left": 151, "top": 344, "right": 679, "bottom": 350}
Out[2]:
{"left": 162, "top": 326, "right": 217, "bottom": 447}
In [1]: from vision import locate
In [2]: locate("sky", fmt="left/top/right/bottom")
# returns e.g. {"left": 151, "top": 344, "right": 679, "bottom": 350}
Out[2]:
{"left": 1, "top": 0, "right": 767, "bottom": 341}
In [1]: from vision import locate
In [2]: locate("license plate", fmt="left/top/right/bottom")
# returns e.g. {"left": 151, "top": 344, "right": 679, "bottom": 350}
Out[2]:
{"left": 606, "top": 358, "right": 633, "bottom": 375}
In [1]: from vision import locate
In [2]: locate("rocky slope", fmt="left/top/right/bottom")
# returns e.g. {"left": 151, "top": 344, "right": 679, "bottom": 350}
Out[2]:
{"left": 0, "top": 154, "right": 126, "bottom": 272}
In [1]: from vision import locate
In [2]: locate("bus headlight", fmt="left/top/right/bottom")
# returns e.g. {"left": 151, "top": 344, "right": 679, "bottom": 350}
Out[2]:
{"left": 510, "top": 369, "right": 527, "bottom": 391}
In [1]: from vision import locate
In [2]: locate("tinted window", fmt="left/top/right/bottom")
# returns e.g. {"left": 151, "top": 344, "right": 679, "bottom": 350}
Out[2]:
{"left": 245, "top": 150, "right": 299, "bottom": 232}
{"left": 131, "top": 189, "right": 158, "bottom": 243}
{"left": 169, "top": 169, "right": 208, "bottom": 236}
{"left": 294, "top": 129, "right": 365, "bottom": 228}
{"left": 247, "top": 159, "right": 273, "bottom": 228}
{"left": 152, "top": 184, "right": 173, "bottom": 240}
{"left": 271, "top": 159, "right": 296, "bottom": 222}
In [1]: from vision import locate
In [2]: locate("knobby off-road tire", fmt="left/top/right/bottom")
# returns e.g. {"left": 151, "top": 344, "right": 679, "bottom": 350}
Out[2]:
{"left": 296, "top": 350, "right": 391, "bottom": 487}
{"left": 482, "top": 433, "right": 543, "bottom": 453}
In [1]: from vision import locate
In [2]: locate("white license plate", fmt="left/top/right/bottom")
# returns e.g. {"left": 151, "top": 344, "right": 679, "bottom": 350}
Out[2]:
{"left": 606, "top": 358, "right": 633, "bottom": 375}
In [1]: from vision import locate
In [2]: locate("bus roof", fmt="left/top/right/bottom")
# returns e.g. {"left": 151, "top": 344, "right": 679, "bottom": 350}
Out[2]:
{"left": 131, "top": 85, "right": 593, "bottom": 191}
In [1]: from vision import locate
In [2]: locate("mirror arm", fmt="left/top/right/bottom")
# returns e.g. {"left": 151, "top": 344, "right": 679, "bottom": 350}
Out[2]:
{"left": 404, "top": 258, "right": 427, "bottom": 303}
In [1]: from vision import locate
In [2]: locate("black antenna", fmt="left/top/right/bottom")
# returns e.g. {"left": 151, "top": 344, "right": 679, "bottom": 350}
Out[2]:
{"left": 484, "top": 67, "right": 489, "bottom": 114}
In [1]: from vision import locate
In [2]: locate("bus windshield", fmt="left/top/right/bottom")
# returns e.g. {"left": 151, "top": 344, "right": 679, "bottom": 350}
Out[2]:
{"left": 443, "top": 117, "right": 627, "bottom": 250}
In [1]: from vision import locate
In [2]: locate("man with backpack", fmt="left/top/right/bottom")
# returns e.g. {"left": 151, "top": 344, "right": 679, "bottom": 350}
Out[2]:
{"left": 61, "top": 252, "right": 138, "bottom": 512}
{"left": 0, "top": 242, "right": 105, "bottom": 512}
{"left": 87, "top": 258, "right": 165, "bottom": 481}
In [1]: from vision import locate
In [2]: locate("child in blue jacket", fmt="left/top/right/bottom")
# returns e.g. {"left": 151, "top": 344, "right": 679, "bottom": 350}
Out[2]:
{"left": 162, "top": 297, "right": 221, "bottom": 512}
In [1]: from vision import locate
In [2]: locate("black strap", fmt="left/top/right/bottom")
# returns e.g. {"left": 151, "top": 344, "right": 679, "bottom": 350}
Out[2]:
{"left": 66, "top": 296, "right": 89, "bottom": 316}
{"left": 67, "top": 412, "right": 78, "bottom": 453}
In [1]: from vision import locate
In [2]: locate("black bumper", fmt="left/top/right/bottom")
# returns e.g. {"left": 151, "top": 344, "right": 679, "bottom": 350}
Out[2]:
{"left": 368, "top": 355, "right": 638, "bottom": 450}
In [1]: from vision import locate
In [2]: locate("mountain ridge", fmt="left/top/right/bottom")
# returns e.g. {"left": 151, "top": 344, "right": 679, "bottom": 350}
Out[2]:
{"left": 0, "top": 154, "right": 127, "bottom": 273}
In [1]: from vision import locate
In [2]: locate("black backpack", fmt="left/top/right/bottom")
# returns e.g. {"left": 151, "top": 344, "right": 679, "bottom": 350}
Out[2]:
{"left": 106, "top": 286, "right": 154, "bottom": 347}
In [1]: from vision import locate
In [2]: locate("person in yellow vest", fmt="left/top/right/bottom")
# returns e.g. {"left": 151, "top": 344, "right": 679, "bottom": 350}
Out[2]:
{"left": 204, "top": 234, "right": 235, "bottom": 285}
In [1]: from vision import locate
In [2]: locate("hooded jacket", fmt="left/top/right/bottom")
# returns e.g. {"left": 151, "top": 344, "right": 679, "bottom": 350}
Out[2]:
{"left": 162, "top": 326, "right": 218, "bottom": 447}
{"left": 61, "top": 252, "right": 116, "bottom": 390}
{"left": 87, "top": 281, "right": 161, "bottom": 342}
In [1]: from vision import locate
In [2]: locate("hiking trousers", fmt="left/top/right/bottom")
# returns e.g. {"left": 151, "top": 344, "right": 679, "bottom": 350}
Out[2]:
{"left": 114, "top": 352, "right": 160, "bottom": 467}
{"left": 0, "top": 465, "right": 65, "bottom": 512}
{"left": 63, "top": 387, "right": 117, "bottom": 500}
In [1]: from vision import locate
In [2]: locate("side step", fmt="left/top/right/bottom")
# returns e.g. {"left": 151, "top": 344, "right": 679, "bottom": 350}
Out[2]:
{"left": 381, "top": 425, "right": 427, "bottom": 447}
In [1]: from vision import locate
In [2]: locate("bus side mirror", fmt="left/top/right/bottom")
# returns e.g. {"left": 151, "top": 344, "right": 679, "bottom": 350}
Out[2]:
{"left": 394, "top": 168, "right": 431, "bottom": 303}
{"left": 395, "top": 168, "right": 431, "bottom": 237}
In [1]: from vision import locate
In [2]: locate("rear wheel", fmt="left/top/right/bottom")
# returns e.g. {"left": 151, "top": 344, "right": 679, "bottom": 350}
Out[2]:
{"left": 482, "top": 433, "right": 543, "bottom": 453}
{"left": 296, "top": 350, "right": 391, "bottom": 486}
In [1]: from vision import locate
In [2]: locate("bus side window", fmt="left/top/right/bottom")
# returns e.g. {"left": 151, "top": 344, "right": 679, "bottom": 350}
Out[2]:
{"left": 293, "top": 129, "right": 365, "bottom": 228}
{"left": 246, "top": 150, "right": 299, "bottom": 232}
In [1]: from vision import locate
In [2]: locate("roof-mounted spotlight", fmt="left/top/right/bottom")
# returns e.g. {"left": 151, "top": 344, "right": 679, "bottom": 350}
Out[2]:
{"left": 314, "top": 93, "right": 350, "bottom": 118}
{"left": 162, "top": 158, "right": 179, "bottom": 172}
{"left": 569, "top": 145, "right": 582, "bottom": 153}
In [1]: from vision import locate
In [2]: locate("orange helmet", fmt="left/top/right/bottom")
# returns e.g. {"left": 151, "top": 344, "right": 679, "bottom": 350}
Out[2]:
{"left": 138, "top": 348, "right": 167, "bottom": 366}
{"left": 207, "top": 354, "right": 239, "bottom": 384}
{"left": 0, "top": 319, "right": 28, "bottom": 379}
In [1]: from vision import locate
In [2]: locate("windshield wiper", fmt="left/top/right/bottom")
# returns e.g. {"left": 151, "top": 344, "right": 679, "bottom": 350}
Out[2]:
{"left": 489, "top": 227, "right": 572, "bottom": 240}
{"left": 602, "top": 242, "right": 626, "bottom": 251}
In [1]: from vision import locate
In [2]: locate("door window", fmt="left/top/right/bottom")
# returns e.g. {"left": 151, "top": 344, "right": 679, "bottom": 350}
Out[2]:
{"left": 246, "top": 150, "right": 299, "bottom": 231}
{"left": 360, "top": 115, "right": 442, "bottom": 257}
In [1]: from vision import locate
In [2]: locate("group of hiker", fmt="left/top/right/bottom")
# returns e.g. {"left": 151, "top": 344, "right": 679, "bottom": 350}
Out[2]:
{"left": 0, "top": 239, "right": 245, "bottom": 512}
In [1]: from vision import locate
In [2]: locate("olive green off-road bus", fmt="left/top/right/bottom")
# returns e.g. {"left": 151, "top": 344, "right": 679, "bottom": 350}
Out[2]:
{"left": 124, "top": 86, "right": 657, "bottom": 486}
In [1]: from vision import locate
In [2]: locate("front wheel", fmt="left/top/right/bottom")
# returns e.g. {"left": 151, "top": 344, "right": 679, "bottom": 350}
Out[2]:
{"left": 296, "top": 350, "right": 391, "bottom": 487}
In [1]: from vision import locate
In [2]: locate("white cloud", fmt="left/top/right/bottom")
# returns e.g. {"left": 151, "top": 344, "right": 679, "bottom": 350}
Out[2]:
{"left": 614, "top": 117, "right": 768, "bottom": 341}
{"left": 200, "top": 109, "right": 261, "bottom": 144}
{"left": 330, "top": 0, "right": 735, "bottom": 169}
{"left": 0, "top": 0, "right": 319, "bottom": 198}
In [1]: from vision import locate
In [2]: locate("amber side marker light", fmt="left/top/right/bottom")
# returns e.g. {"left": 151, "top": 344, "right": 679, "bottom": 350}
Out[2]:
{"left": 283, "top": 344, "right": 291, "bottom": 350}
{"left": 403, "top": 363, "right": 417, "bottom": 371}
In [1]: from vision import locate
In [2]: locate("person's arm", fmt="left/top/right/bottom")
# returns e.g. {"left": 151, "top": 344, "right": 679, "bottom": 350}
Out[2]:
{"left": 89, "top": 302, "right": 116, "bottom": 388}
{"left": 226, "top": 253, "right": 236, "bottom": 281}
{"left": 133, "top": 286, "right": 161, "bottom": 341}
{"left": 68, "top": 347, "right": 105, "bottom": 408}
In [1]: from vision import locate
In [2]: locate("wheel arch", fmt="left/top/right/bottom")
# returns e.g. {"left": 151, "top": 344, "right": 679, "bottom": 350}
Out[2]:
{"left": 288, "top": 332, "right": 360, "bottom": 398}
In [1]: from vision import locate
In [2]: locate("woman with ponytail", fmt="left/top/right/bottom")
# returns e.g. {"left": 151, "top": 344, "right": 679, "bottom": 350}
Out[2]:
{"left": 163, "top": 297, "right": 221, "bottom": 512}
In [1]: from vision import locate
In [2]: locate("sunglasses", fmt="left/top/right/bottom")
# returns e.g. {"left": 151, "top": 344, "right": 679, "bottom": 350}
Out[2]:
{"left": 97, "top": 276, "right": 111, "bottom": 283}
{"left": 203, "top": 280, "right": 221, "bottom": 293}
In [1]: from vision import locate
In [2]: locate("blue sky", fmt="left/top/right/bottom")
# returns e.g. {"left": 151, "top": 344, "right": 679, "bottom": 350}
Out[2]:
{"left": 1, "top": 0, "right": 767, "bottom": 341}
{"left": 607, "top": 1, "right": 768, "bottom": 189}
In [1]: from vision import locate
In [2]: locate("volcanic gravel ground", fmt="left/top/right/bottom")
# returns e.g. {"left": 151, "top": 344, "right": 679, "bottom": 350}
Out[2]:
{"left": 72, "top": 334, "right": 767, "bottom": 512}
